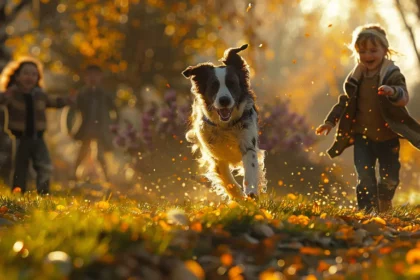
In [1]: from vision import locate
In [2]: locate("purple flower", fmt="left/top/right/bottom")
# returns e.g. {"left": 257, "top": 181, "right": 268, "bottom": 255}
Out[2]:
{"left": 114, "top": 136, "right": 126, "bottom": 147}
{"left": 164, "top": 89, "right": 177, "bottom": 103}
{"left": 160, "top": 108, "right": 173, "bottom": 119}
{"left": 109, "top": 124, "right": 119, "bottom": 134}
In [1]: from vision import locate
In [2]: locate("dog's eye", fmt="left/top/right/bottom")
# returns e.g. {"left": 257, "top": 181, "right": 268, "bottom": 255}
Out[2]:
{"left": 211, "top": 81, "right": 219, "bottom": 90}
{"left": 226, "top": 80, "right": 235, "bottom": 88}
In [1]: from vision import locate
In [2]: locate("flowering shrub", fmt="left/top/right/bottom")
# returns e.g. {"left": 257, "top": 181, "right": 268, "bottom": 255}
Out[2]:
{"left": 258, "top": 101, "right": 317, "bottom": 153}
{"left": 112, "top": 91, "right": 316, "bottom": 156}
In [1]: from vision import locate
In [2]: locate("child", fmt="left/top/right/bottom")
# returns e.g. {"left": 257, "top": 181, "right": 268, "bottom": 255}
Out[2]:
{"left": 0, "top": 58, "right": 73, "bottom": 194}
{"left": 70, "top": 65, "right": 118, "bottom": 182}
{"left": 315, "top": 24, "right": 420, "bottom": 213}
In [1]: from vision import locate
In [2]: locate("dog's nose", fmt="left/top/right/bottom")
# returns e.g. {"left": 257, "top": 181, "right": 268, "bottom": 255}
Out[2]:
{"left": 218, "top": 96, "right": 231, "bottom": 107}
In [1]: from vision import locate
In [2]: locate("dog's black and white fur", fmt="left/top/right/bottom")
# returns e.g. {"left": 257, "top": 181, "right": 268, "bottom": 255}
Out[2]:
{"left": 182, "top": 44, "right": 267, "bottom": 200}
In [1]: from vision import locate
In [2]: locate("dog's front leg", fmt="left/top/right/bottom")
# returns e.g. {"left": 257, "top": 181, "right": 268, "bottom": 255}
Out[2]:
{"left": 214, "top": 161, "right": 245, "bottom": 200}
{"left": 240, "top": 131, "right": 259, "bottom": 197}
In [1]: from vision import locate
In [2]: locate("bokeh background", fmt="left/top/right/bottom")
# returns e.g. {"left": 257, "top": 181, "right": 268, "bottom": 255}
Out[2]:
{"left": 1, "top": 0, "right": 420, "bottom": 206}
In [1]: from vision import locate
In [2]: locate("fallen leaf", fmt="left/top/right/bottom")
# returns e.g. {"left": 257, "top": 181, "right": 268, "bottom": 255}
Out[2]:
{"left": 407, "top": 248, "right": 420, "bottom": 264}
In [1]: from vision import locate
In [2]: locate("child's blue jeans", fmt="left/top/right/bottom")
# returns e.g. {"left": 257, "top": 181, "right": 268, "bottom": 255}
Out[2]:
{"left": 354, "top": 134, "right": 400, "bottom": 212}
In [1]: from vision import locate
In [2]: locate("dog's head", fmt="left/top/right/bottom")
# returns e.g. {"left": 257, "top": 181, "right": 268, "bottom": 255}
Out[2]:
{"left": 182, "top": 44, "right": 253, "bottom": 123}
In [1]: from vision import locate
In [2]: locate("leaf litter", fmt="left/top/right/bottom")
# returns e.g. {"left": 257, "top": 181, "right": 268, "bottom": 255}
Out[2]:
{"left": 1, "top": 187, "right": 420, "bottom": 279}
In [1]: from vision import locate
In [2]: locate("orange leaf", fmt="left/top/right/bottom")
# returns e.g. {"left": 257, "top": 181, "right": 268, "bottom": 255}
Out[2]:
{"left": 96, "top": 201, "right": 110, "bottom": 210}
{"left": 190, "top": 222, "right": 202, "bottom": 232}
{"left": 184, "top": 260, "right": 205, "bottom": 279}
{"left": 317, "top": 260, "right": 331, "bottom": 272}
{"left": 12, "top": 187, "right": 21, "bottom": 194}
{"left": 300, "top": 247, "right": 323, "bottom": 255}
{"left": 220, "top": 253, "right": 233, "bottom": 266}
{"left": 228, "top": 201, "right": 239, "bottom": 209}
{"left": 228, "top": 266, "right": 243, "bottom": 279}
{"left": 393, "top": 261, "right": 406, "bottom": 275}
{"left": 379, "top": 247, "right": 392, "bottom": 255}
{"left": 0, "top": 206, "right": 8, "bottom": 214}
{"left": 407, "top": 248, "right": 420, "bottom": 264}
{"left": 254, "top": 214, "right": 265, "bottom": 221}
{"left": 259, "top": 269, "right": 285, "bottom": 280}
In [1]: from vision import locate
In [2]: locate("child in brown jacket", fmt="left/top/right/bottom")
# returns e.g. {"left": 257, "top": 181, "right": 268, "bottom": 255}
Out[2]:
{"left": 316, "top": 24, "right": 420, "bottom": 213}
{"left": 0, "top": 58, "right": 73, "bottom": 194}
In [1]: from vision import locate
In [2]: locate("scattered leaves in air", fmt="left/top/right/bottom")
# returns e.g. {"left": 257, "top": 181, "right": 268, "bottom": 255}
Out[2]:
{"left": 246, "top": 3, "right": 252, "bottom": 12}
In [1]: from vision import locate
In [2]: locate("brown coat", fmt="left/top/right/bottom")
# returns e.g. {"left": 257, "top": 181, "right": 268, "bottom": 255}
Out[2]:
{"left": 0, "top": 86, "right": 70, "bottom": 133}
{"left": 325, "top": 59, "right": 420, "bottom": 158}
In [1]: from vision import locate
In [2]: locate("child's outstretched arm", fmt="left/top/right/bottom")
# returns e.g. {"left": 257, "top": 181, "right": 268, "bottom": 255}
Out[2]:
{"left": 46, "top": 94, "right": 75, "bottom": 108}
{"left": 315, "top": 94, "right": 349, "bottom": 135}
{"left": 378, "top": 70, "right": 409, "bottom": 107}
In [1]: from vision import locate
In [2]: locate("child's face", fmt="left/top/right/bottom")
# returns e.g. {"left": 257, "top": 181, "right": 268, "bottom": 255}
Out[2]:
{"left": 16, "top": 63, "right": 39, "bottom": 91}
{"left": 357, "top": 39, "right": 387, "bottom": 72}
{"left": 84, "top": 71, "right": 102, "bottom": 87}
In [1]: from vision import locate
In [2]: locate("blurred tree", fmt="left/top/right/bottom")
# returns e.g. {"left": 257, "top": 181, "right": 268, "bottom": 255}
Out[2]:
{"left": 4, "top": 0, "right": 268, "bottom": 94}
{"left": 384, "top": 1, "right": 420, "bottom": 195}
{"left": 395, "top": 0, "right": 420, "bottom": 65}
{"left": 395, "top": 0, "right": 420, "bottom": 119}
{"left": 0, "top": 0, "right": 32, "bottom": 71}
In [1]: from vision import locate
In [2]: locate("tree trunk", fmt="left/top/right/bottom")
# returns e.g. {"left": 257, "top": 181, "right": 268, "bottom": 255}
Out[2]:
{"left": 0, "top": 0, "right": 32, "bottom": 185}
{"left": 395, "top": 0, "right": 420, "bottom": 66}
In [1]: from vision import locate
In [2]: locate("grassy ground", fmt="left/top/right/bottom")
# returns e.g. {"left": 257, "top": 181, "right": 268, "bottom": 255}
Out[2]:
{"left": 1, "top": 185, "right": 420, "bottom": 280}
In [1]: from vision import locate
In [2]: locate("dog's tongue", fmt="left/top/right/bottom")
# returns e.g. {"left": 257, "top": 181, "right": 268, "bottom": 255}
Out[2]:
{"left": 219, "top": 109, "right": 231, "bottom": 118}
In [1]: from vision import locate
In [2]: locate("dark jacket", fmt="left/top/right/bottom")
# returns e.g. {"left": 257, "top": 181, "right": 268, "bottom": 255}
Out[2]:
{"left": 0, "top": 85, "right": 70, "bottom": 135}
{"left": 325, "top": 59, "right": 420, "bottom": 158}
{"left": 70, "top": 86, "right": 117, "bottom": 150}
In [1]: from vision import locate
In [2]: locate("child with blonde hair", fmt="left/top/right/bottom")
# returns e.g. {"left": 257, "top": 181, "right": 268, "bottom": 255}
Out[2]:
{"left": 0, "top": 58, "right": 74, "bottom": 194}
{"left": 316, "top": 24, "right": 420, "bottom": 213}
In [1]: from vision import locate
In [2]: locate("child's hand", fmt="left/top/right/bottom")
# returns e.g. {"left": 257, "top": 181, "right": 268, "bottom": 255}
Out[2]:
{"left": 378, "top": 85, "right": 395, "bottom": 96}
{"left": 315, "top": 123, "right": 333, "bottom": 135}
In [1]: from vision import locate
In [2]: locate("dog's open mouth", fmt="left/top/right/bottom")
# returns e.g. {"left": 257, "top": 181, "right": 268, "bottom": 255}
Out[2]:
{"left": 217, "top": 108, "right": 233, "bottom": 122}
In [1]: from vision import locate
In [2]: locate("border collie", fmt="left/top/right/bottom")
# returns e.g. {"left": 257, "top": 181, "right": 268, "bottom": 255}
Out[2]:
{"left": 182, "top": 44, "right": 267, "bottom": 200}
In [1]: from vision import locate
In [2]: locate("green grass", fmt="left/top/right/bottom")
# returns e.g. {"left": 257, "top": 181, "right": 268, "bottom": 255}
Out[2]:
{"left": 1, "top": 186, "right": 420, "bottom": 279}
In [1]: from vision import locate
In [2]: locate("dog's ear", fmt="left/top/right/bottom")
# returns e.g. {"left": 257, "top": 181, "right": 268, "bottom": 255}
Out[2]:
{"left": 220, "top": 44, "right": 249, "bottom": 69}
{"left": 182, "top": 66, "right": 194, "bottom": 79}
{"left": 182, "top": 64, "right": 213, "bottom": 80}
{"left": 182, "top": 64, "right": 213, "bottom": 95}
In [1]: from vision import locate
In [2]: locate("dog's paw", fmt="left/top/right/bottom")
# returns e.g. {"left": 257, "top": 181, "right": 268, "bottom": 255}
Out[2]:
{"left": 230, "top": 194, "right": 247, "bottom": 202}
{"left": 243, "top": 182, "right": 258, "bottom": 196}
{"left": 186, "top": 130, "right": 197, "bottom": 143}
{"left": 246, "top": 192, "right": 259, "bottom": 202}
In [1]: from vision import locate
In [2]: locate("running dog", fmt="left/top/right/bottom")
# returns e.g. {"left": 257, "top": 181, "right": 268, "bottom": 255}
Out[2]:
{"left": 182, "top": 44, "right": 267, "bottom": 200}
